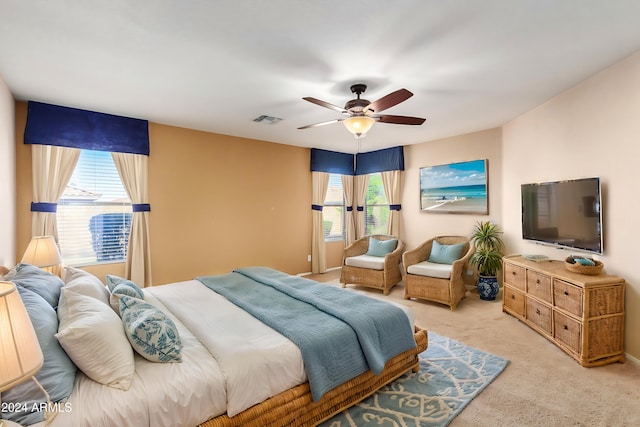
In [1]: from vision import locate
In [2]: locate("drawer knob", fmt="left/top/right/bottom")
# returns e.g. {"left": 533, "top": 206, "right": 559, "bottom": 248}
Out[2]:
{"left": 511, "top": 294, "right": 515, "bottom": 300}
{"left": 564, "top": 291, "right": 569, "bottom": 296}
{"left": 512, "top": 271, "right": 516, "bottom": 275}
{"left": 536, "top": 308, "right": 541, "bottom": 315}
{"left": 563, "top": 325, "right": 568, "bottom": 330}
{"left": 536, "top": 279, "right": 540, "bottom": 284}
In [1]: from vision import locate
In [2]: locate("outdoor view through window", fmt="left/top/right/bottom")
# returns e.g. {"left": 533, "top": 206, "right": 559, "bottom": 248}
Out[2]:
{"left": 57, "top": 150, "right": 131, "bottom": 265}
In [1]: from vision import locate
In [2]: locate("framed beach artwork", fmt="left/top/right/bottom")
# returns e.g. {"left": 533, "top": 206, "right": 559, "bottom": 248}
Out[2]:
{"left": 420, "top": 159, "right": 488, "bottom": 214}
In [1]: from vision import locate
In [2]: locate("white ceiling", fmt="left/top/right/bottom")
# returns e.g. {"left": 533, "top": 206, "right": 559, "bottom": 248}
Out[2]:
{"left": 1, "top": 1, "right": 639, "bottom": 154}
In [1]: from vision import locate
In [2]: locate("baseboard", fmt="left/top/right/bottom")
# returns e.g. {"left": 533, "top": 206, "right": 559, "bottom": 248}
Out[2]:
{"left": 625, "top": 352, "right": 640, "bottom": 366}
{"left": 297, "top": 266, "right": 341, "bottom": 277}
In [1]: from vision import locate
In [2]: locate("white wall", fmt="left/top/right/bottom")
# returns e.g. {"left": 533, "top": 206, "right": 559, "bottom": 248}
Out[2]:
{"left": 0, "top": 74, "right": 16, "bottom": 266}
{"left": 502, "top": 51, "right": 640, "bottom": 358}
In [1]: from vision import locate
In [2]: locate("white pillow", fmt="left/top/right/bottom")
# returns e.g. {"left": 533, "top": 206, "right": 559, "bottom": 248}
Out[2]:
{"left": 55, "top": 288, "right": 135, "bottom": 390}
{"left": 63, "top": 267, "right": 110, "bottom": 306}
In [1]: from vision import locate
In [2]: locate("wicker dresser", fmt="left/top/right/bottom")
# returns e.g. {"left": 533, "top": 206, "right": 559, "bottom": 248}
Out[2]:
{"left": 502, "top": 256, "right": 625, "bottom": 367}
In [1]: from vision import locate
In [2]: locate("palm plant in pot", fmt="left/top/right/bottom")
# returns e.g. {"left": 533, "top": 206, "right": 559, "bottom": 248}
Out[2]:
{"left": 470, "top": 221, "right": 504, "bottom": 300}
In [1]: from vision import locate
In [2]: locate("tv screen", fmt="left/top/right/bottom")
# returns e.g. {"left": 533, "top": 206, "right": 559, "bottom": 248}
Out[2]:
{"left": 521, "top": 177, "right": 603, "bottom": 254}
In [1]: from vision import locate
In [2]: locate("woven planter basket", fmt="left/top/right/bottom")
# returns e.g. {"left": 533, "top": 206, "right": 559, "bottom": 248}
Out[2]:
{"left": 564, "top": 257, "right": 603, "bottom": 275}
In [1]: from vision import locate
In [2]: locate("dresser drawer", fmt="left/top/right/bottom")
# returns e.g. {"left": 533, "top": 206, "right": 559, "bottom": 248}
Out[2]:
{"left": 554, "top": 311, "right": 582, "bottom": 355}
{"left": 554, "top": 279, "right": 583, "bottom": 317}
{"left": 527, "top": 270, "right": 552, "bottom": 303}
{"left": 504, "top": 262, "right": 526, "bottom": 291}
{"left": 503, "top": 286, "right": 525, "bottom": 317}
{"left": 526, "top": 297, "right": 552, "bottom": 335}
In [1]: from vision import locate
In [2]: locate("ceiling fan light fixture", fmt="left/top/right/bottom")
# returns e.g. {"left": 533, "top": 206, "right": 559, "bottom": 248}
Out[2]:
{"left": 343, "top": 116, "right": 375, "bottom": 138}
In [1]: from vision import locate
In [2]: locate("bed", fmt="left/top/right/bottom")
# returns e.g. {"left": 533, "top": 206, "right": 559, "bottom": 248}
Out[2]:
{"left": 1, "top": 264, "right": 428, "bottom": 427}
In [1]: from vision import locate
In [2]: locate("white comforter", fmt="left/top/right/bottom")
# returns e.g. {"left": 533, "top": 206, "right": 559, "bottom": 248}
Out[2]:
{"left": 40, "top": 278, "right": 413, "bottom": 427}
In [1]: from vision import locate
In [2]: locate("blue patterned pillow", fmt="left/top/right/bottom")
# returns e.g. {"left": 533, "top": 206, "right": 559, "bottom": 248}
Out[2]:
{"left": 119, "top": 296, "right": 183, "bottom": 363}
{"left": 110, "top": 282, "right": 144, "bottom": 313}
{"left": 105, "top": 274, "right": 144, "bottom": 296}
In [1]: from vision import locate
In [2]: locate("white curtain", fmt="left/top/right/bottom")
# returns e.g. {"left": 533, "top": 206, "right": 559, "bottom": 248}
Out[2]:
{"left": 31, "top": 144, "right": 80, "bottom": 238}
{"left": 354, "top": 174, "right": 369, "bottom": 239}
{"left": 311, "top": 171, "right": 329, "bottom": 274}
{"left": 382, "top": 170, "right": 402, "bottom": 237}
{"left": 112, "top": 152, "right": 152, "bottom": 287}
{"left": 341, "top": 175, "right": 355, "bottom": 246}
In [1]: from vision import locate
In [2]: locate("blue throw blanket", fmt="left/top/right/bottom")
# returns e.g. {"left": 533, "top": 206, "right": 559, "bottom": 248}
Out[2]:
{"left": 196, "top": 266, "right": 416, "bottom": 401}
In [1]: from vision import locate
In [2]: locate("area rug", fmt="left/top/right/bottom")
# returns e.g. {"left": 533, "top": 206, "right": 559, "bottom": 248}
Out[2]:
{"left": 321, "top": 332, "right": 509, "bottom": 427}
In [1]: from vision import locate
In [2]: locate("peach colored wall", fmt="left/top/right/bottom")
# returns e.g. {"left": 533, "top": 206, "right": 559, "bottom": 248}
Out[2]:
{"left": 400, "top": 128, "right": 503, "bottom": 287}
{"left": 502, "top": 52, "right": 640, "bottom": 360}
{"left": 0, "top": 75, "right": 16, "bottom": 266}
{"left": 401, "top": 128, "right": 503, "bottom": 250}
{"left": 14, "top": 103, "right": 313, "bottom": 285}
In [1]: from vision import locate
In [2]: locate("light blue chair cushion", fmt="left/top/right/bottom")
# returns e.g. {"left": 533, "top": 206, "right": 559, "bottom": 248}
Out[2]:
{"left": 365, "top": 237, "right": 398, "bottom": 257}
{"left": 3, "top": 263, "right": 64, "bottom": 308}
{"left": 1, "top": 286, "right": 76, "bottom": 425}
{"left": 428, "top": 241, "right": 465, "bottom": 265}
{"left": 119, "top": 295, "right": 183, "bottom": 363}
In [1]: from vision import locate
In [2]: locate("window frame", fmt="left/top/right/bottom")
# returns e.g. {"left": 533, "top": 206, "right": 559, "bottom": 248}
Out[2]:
{"left": 323, "top": 173, "right": 346, "bottom": 242}
{"left": 364, "top": 172, "right": 390, "bottom": 236}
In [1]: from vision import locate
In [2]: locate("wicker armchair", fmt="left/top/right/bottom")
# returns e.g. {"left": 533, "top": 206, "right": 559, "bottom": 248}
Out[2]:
{"left": 340, "top": 235, "right": 404, "bottom": 295}
{"left": 403, "top": 236, "right": 474, "bottom": 310}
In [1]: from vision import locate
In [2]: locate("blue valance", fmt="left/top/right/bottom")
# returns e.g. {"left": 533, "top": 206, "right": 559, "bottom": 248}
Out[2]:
{"left": 24, "top": 101, "right": 150, "bottom": 155}
{"left": 355, "top": 146, "right": 404, "bottom": 175}
{"left": 310, "top": 148, "right": 355, "bottom": 175}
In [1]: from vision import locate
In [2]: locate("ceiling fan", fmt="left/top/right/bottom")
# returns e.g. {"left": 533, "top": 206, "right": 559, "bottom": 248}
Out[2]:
{"left": 298, "top": 83, "right": 426, "bottom": 138}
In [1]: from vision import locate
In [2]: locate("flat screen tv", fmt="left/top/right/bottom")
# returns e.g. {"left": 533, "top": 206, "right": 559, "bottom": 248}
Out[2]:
{"left": 521, "top": 177, "right": 603, "bottom": 254}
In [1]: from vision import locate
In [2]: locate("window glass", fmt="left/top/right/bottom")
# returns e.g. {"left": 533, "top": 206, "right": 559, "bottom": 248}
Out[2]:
{"left": 57, "top": 150, "right": 132, "bottom": 266}
{"left": 365, "top": 173, "right": 389, "bottom": 235}
{"left": 323, "top": 174, "right": 345, "bottom": 241}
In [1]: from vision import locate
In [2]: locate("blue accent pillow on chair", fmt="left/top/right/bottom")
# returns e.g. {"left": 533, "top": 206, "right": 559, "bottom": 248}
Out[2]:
{"left": 428, "top": 241, "right": 465, "bottom": 264}
{"left": 365, "top": 237, "right": 398, "bottom": 257}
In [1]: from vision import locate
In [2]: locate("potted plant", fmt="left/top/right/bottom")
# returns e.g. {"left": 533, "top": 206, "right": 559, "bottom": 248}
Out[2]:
{"left": 470, "top": 221, "right": 504, "bottom": 300}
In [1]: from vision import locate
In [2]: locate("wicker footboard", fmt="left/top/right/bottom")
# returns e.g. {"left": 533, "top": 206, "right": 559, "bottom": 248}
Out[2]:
{"left": 199, "top": 327, "right": 428, "bottom": 427}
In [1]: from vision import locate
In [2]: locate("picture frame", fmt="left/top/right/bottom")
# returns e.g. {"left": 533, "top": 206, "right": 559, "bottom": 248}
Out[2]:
{"left": 420, "top": 159, "right": 488, "bottom": 214}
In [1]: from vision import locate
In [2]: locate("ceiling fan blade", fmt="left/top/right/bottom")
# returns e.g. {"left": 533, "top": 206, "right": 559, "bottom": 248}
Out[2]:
{"left": 303, "top": 97, "right": 347, "bottom": 114}
{"left": 364, "top": 88, "right": 413, "bottom": 113}
{"left": 297, "top": 119, "right": 343, "bottom": 130}
{"left": 375, "top": 115, "right": 426, "bottom": 125}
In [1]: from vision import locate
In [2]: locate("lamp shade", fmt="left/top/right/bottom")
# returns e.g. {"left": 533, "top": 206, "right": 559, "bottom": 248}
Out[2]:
{"left": 0, "top": 281, "right": 44, "bottom": 392}
{"left": 343, "top": 116, "right": 375, "bottom": 138}
{"left": 21, "top": 236, "right": 62, "bottom": 268}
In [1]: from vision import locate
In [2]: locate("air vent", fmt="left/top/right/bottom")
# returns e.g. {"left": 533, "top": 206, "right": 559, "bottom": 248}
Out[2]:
{"left": 253, "top": 115, "right": 283, "bottom": 124}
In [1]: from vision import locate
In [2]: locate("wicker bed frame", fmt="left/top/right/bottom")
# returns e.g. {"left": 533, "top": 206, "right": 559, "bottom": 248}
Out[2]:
{"left": 199, "top": 327, "right": 428, "bottom": 427}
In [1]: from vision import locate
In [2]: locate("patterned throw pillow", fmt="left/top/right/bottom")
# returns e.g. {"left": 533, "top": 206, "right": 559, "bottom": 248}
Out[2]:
{"left": 110, "top": 282, "right": 145, "bottom": 314}
{"left": 105, "top": 274, "right": 144, "bottom": 296}
{"left": 119, "top": 295, "right": 183, "bottom": 363}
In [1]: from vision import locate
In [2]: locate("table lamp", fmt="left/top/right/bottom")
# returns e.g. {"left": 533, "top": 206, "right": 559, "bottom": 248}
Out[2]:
{"left": 21, "top": 236, "right": 62, "bottom": 274}
{"left": 0, "top": 281, "right": 45, "bottom": 427}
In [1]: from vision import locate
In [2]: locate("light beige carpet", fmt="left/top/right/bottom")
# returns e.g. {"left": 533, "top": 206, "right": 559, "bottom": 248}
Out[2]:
{"left": 304, "top": 269, "right": 640, "bottom": 427}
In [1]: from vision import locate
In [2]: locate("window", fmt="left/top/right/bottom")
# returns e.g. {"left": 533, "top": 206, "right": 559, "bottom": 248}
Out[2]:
{"left": 365, "top": 173, "right": 389, "bottom": 235}
{"left": 323, "top": 174, "right": 345, "bottom": 241}
{"left": 57, "top": 150, "right": 131, "bottom": 266}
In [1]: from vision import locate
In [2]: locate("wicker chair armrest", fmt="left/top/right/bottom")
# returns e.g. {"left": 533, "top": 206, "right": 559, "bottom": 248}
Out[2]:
{"left": 384, "top": 240, "right": 405, "bottom": 269}
{"left": 402, "top": 239, "right": 434, "bottom": 271}
{"left": 450, "top": 243, "right": 475, "bottom": 277}
{"left": 343, "top": 237, "right": 370, "bottom": 258}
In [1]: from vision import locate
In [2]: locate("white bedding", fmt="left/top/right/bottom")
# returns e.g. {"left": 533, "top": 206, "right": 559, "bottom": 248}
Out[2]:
{"left": 33, "top": 277, "right": 414, "bottom": 427}
{"left": 44, "top": 291, "right": 227, "bottom": 427}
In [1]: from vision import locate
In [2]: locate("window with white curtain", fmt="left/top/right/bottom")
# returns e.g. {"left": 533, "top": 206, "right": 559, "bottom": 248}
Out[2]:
{"left": 57, "top": 149, "right": 132, "bottom": 266}
{"left": 323, "top": 173, "right": 345, "bottom": 241}
{"left": 365, "top": 172, "right": 389, "bottom": 235}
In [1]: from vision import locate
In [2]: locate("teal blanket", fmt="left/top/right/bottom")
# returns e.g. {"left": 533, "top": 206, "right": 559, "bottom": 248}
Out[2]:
{"left": 196, "top": 266, "right": 416, "bottom": 401}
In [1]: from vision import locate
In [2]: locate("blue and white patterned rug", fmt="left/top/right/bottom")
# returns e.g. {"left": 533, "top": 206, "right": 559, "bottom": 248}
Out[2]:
{"left": 321, "top": 332, "right": 509, "bottom": 427}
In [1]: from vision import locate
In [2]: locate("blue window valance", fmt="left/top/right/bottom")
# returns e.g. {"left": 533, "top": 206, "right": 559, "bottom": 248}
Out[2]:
{"left": 355, "top": 146, "right": 404, "bottom": 175}
{"left": 24, "top": 101, "right": 150, "bottom": 155}
{"left": 310, "top": 148, "right": 355, "bottom": 175}
{"left": 310, "top": 146, "right": 404, "bottom": 175}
